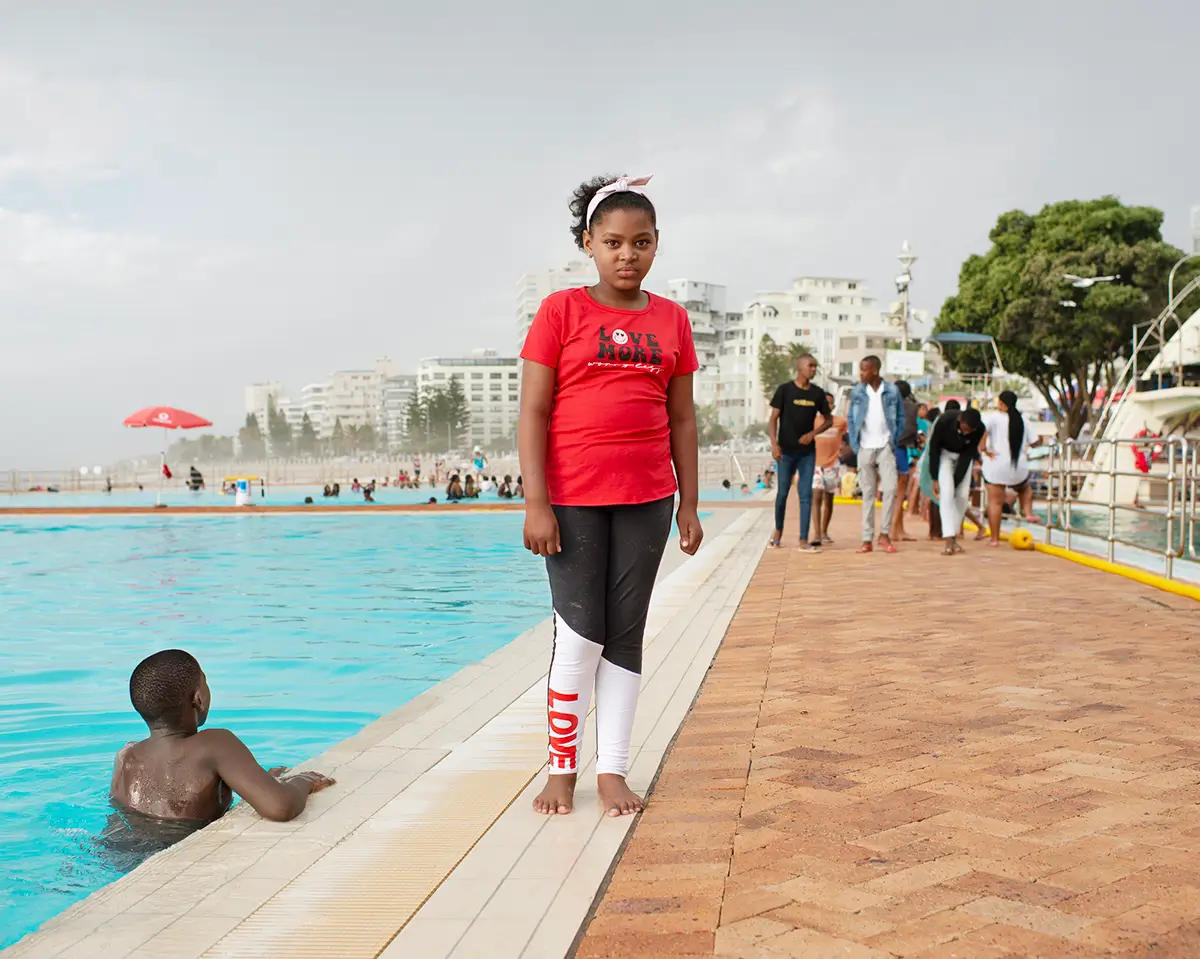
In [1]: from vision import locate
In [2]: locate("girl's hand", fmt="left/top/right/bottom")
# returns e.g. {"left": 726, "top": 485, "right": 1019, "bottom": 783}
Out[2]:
{"left": 523, "top": 503, "right": 561, "bottom": 556}
{"left": 677, "top": 507, "right": 703, "bottom": 555}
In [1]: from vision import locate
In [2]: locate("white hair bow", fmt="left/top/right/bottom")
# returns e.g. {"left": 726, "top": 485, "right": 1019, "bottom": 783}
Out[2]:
{"left": 585, "top": 174, "right": 654, "bottom": 228}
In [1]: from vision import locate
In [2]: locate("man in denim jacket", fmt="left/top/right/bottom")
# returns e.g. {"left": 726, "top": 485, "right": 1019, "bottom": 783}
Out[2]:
{"left": 846, "top": 355, "right": 906, "bottom": 553}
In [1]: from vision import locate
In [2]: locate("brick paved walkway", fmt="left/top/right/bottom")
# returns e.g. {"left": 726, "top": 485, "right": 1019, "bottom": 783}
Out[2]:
{"left": 575, "top": 507, "right": 1200, "bottom": 958}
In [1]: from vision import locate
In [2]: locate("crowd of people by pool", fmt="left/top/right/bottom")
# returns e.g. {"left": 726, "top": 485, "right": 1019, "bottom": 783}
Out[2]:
{"left": 766, "top": 352, "right": 1042, "bottom": 555}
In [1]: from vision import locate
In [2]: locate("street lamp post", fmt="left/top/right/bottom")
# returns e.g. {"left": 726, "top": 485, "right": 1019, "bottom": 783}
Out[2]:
{"left": 896, "top": 241, "right": 917, "bottom": 352}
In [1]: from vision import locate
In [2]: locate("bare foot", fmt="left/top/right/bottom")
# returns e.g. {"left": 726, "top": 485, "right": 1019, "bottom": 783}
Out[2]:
{"left": 532, "top": 774, "right": 576, "bottom": 815}
{"left": 987, "top": 540, "right": 1001, "bottom": 548}
{"left": 597, "top": 773, "right": 644, "bottom": 817}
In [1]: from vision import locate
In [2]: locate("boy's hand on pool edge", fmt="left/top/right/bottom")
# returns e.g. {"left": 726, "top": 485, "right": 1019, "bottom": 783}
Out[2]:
{"left": 284, "top": 771, "right": 336, "bottom": 795}
{"left": 677, "top": 507, "right": 703, "bottom": 556}
{"left": 267, "top": 766, "right": 288, "bottom": 778}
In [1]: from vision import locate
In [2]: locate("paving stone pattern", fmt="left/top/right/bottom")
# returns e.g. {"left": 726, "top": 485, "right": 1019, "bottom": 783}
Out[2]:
{"left": 576, "top": 509, "right": 1200, "bottom": 958}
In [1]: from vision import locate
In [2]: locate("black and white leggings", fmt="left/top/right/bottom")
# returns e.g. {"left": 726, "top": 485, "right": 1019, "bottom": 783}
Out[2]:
{"left": 544, "top": 496, "right": 673, "bottom": 778}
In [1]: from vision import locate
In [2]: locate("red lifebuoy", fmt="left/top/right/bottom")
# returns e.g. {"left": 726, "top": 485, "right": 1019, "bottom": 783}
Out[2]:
{"left": 1132, "top": 429, "right": 1160, "bottom": 474}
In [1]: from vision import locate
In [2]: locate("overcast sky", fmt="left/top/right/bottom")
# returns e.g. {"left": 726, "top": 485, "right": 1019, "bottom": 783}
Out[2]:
{"left": 1, "top": 0, "right": 1196, "bottom": 467}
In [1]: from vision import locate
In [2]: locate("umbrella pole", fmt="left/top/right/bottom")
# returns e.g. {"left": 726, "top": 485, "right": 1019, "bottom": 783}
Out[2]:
{"left": 158, "top": 443, "right": 165, "bottom": 507}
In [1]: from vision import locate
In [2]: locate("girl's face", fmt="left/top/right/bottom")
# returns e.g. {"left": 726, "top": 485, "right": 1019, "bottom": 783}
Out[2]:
{"left": 583, "top": 208, "right": 658, "bottom": 292}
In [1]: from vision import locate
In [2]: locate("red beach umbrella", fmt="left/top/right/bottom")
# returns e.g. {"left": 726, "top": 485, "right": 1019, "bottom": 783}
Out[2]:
{"left": 123, "top": 407, "right": 213, "bottom": 430}
{"left": 123, "top": 407, "right": 213, "bottom": 505}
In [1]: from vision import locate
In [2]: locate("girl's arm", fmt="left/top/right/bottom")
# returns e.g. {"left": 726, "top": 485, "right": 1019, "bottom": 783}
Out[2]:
{"left": 517, "top": 360, "right": 560, "bottom": 555}
{"left": 667, "top": 374, "right": 702, "bottom": 555}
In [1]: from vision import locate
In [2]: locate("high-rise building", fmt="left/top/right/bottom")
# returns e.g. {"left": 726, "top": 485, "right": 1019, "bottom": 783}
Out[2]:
{"left": 324, "top": 357, "right": 395, "bottom": 433}
{"left": 244, "top": 381, "right": 283, "bottom": 429}
{"left": 664, "top": 279, "right": 742, "bottom": 410}
{"left": 416, "top": 349, "right": 520, "bottom": 449}
{"left": 515, "top": 261, "right": 596, "bottom": 351}
{"left": 379, "top": 373, "right": 418, "bottom": 450}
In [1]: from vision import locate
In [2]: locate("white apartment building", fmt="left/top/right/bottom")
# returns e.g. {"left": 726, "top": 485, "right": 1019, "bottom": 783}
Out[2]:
{"left": 515, "top": 260, "right": 596, "bottom": 351}
{"left": 716, "top": 277, "right": 898, "bottom": 433}
{"left": 244, "top": 381, "right": 283, "bottom": 429}
{"left": 416, "top": 349, "right": 521, "bottom": 449}
{"left": 281, "top": 402, "right": 306, "bottom": 434}
{"left": 324, "top": 357, "right": 396, "bottom": 432}
{"left": 300, "top": 383, "right": 329, "bottom": 437}
{"left": 379, "top": 373, "right": 418, "bottom": 450}
{"left": 664, "top": 279, "right": 741, "bottom": 409}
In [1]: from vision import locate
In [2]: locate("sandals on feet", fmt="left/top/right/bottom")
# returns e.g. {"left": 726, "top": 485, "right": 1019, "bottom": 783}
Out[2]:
{"left": 877, "top": 540, "right": 898, "bottom": 554}
{"left": 856, "top": 542, "right": 873, "bottom": 554}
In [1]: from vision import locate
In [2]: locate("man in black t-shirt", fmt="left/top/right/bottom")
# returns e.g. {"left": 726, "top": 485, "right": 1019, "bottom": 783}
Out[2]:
{"left": 768, "top": 354, "right": 832, "bottom": 550}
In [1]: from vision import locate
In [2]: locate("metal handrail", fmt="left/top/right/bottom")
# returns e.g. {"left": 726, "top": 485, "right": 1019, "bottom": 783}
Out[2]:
{"left": 1096, "top": 275, "right": 1200, "bottom": 437}
{"left": 1039, "top": 434, "right": 1196, "bottom": 578}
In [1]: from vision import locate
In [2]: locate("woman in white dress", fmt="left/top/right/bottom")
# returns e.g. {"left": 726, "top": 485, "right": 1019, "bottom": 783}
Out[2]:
{"left": 980, "top": 390, "right": 1039, "bottom": 546}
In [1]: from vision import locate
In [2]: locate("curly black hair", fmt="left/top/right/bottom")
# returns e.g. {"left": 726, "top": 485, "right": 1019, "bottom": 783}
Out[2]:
{"left": 129, "top": 649, "right": 202, "bottom": 725}
{"left": 568, "top": 174, "right": 657, "bottom": 252}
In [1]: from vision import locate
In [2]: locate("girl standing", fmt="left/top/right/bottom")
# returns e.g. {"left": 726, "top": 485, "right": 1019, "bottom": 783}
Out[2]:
{"left": 981, "top": 390, "right": 1040, "bottom": 545}
{"left": 519, "top": 174, "right": 702, "bottom": 818}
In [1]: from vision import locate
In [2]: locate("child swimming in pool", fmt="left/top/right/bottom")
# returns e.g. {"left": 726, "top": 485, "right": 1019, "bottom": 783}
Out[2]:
{"left": 110, "top": 649, "right": 334, "bottom": 824}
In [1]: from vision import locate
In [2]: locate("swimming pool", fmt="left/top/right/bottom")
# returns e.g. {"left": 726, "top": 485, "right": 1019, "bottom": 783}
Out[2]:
{"left": 0, "top": 512, "right": 551, "bottom": 947}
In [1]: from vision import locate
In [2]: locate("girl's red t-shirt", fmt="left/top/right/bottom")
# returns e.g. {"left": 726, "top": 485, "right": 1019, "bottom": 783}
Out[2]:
{"left": 520, "top": 287, "right": 699, "bottom": 507}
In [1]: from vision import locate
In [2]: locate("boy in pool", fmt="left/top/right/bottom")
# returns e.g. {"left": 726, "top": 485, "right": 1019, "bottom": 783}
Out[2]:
{"left": 110, "top": 650, "right": 334, "bottom": 824}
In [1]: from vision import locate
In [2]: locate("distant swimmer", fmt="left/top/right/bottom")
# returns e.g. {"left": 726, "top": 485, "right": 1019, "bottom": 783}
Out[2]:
{"left": 110, "top": 650, "right": 334, "bottom": 827}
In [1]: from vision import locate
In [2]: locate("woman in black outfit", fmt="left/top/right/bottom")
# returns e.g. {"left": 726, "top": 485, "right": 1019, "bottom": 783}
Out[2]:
{"left": 925, "top": 408, "right": 985, "bottom": 555}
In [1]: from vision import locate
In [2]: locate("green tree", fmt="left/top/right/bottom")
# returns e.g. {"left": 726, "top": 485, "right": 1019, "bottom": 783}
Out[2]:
{"left": 237, "top": 413, "right": 266, "bottom": 461}
{"left": 266, "top": 397, "right": 292, "bottom": 458}
{"left": 758, "top": 335, "right": 817, "bottom": 401}
{"left": 350, "top": 423, "right": 376, "bottom": 453}
{"left": 297, "top": 413, "right": 318, "bottom": 455}
{"left": 935, "top": 197, "right": 1200, "bottom": 439}
{"left": 168, "top": 433, "right": 235, "bottom": 462}
{"left": 404, "top": 390, "right": 429, "bottom": 447}
{"left": 743, "top": 421, "right": 770, "bottom": 439}
{"left": 330, "top": 417, "right": 346, "bottom": 456}
{"left": 444, "top": 377, "right": 471, "bottom": 449}
{"left": 695, "top": 403, "right": 731, "bottom": 446}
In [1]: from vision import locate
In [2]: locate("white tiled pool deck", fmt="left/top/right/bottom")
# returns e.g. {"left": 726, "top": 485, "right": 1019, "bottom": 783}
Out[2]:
{"left": 6, "top": 506, "right": 770, "bottom": 959}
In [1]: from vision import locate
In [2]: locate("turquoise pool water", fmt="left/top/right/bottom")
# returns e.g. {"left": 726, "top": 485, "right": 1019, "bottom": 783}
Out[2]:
{"left": 0, "top": 512, "right": 551, "bottom": 947}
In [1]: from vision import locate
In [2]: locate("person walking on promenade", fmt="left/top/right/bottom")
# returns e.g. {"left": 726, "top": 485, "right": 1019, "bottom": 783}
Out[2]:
{"left": 981, "top": 389, "right": 1040, "bottom": 546}
{"left": 846, "top": 356, "right": 905, "bottom": 553}
{"left": 925, "top": 407, "right": 985, "bottom": 554}
{"left": 768, "top": 354, "right": 833, "bottom": 550}
{"left": 518, "top": 173, "right": 702, "bottom": 819}
{"left": 811, "top": 392, "right": 846, "bottom": 545}
{"left": 889, "top": 381, "right": 920, "bottom": 543}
